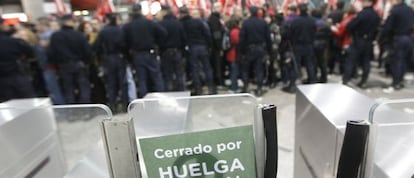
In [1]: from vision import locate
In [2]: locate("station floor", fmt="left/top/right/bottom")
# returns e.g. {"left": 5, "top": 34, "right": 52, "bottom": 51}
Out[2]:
{"left": 57, "top": 67, "right": 414, "bottom": 177}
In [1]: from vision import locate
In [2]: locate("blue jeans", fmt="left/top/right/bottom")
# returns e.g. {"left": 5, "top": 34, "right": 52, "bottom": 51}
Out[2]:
{"left": 230, "top": 61, "right": 239, "bottom": 91}
{"left": 126, "top": 66, "right": 137, "bottom": 102}
{"left": 43, "top": 70, "right": 65, "bottom": 104}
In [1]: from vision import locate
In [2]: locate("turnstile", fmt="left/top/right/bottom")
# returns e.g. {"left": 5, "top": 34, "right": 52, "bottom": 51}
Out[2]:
{"left": 295, "top": 84, "right": 414, "bottom": 178}
{"left": 0, "top": 98, "right": 66, "bottom": 178}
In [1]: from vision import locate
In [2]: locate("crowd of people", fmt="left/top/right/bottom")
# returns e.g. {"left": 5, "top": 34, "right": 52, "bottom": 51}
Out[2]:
{"left": 1, "top": 0, "right": 414, "bottom": 111}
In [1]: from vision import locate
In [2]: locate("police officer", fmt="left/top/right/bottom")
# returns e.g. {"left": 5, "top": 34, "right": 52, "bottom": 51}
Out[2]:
{"left": 0, "top": 17, "right": 35, "bottom": 102}
{"left": 123, "top": 4, "right": 167, "bottom": 98}
{"left": 48, "top": 14, "right": 92, "bottom": 104}
{"left": 157, "top": 5, "right": 187, "bottom": 91}
{"left": 239, "top": 6, "right": 272, "bottom": 96}
{"left": 93, "top": 13, "right": 127, "bottom": 110}
{"left": 285, "top": 3, "right": 317, "bottom": 93}
{"left": 343, "top": 0, "right": 380, "bottom": 88}
{"left": 381, "top": 0, "right": 414, "bottom": 90}
{"left": 179, "top": 7, "right": 216, "bottom": 95}
{"left": 313, "top": 9, "right": 331, "bottom": 83}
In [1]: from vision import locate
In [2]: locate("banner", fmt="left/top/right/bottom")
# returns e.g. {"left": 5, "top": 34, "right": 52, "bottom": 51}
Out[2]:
{"left": 139, "top": 126, "right": 257, "bottom": 178}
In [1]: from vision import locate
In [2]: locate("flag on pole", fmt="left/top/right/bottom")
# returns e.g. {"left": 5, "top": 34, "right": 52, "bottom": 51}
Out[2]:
{"left": 54, "top": 0, "right": 68, "bottom": 15}
{"left": 95, "top": 0, "right": 116, "bottom": 21}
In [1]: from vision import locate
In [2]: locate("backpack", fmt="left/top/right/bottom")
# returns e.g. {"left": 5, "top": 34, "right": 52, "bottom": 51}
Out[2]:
{"left": 222, "top": 29, "right": 231, "bottom": 51}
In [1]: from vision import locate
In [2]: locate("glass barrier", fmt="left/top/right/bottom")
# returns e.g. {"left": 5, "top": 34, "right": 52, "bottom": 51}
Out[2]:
{"left": 365, "top": 99, "right": 414, "bottom": 178}
{"left": 128, "top": 93, "right": 260, "bottom": 178}
{"left": 0, "top": 98, "right": 113, "bottom": 178}
{"left": 128, "top": 93, "right": 258, "bottom": 138}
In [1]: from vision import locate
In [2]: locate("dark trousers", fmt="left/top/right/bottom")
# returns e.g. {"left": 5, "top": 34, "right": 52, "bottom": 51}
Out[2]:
{"left": 314, "top": 41, "right": 328, "bottom": 83}
{"left": 189, "top": 45, "right": 214, "bottom": 88}
{"left": 279, "top": 50, "right": 290, "bottom": 84}
{"left": 293, "top": 44, "right": 317, "bottom": 83}
{"left": 211, "top": 48, "right": 224, "bottom": 86}
{"left": 242, "top": 46, "right": 266, "bottom": 90}
{"left": 230, "top": 61, "right": 239, "bottom": 91}
{"left": 329, "top": 44, "right": 343, "bottom": 73}
{"left": 58, "top": 61, "right": 90, "bottom": 104}
{"left": 343, "top": 40, "right": 373, "bottom": 84}
{"left": 0, "top": 74, "right": 35, "bottom": 103}
{"left": 267, "top": 53, "right": 277, "bottom": 85}
{"left": 103, "top": 54, "right": 127, "bottom": 108}
{"left": 132, "top": 52, "right": 164, "bottom": 98}
{"left": 161, "top": 49, "right": 185, "bottom": 91}
{"left": 391, "top": 35, "right": 413, "bottom": 85}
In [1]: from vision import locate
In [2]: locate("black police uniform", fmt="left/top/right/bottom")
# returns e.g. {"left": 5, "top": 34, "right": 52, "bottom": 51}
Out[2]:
{"left": 48, "top": 25, "right": 93, "bottom": 104}
{"left": 180, "top": 14, "right": 215, "bottom": 95}
{"left": 314, "top": 16, "right": 332, "bottom": 83}
{"left": 123, "top": 14, "right": 167, "bottom": 98}
{"left": 207, "top": 12, "right": 225, "bottom": 86}
{"left": 0, "top": 32, "right": 35, "bottom": 102}
{"left": 290, "top": 8, "right": 317, "bottom": 84}
{"left": 381, "top": 2, "right": 414, "bottom": 89}
{"left": 344, "top": 6, "right": 380, "bottom": 87}
{"left": 159, "top": 14, "right": 187, "bottom": 91}
{"left": 239, "top": 7, "right": 272, "bottom": 95}
{"left": 93, "top": 22, "right": 127, "bottom": 109}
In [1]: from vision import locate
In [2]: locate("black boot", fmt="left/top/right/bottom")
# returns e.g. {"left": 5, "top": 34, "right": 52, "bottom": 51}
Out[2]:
{"left": 192, "top": 87, "right": 202, "bottom": 95}
{"left": 282, "top": 82, "right": 296, "bottom": 94}
{"left": 208, "top": 85, "right": 217, "bottom": 95}
{"left": 357, "top": 78, "right": 368, "bottom": 89}
{"left": 241, "top": 83, "right": 249, "bottom": 93}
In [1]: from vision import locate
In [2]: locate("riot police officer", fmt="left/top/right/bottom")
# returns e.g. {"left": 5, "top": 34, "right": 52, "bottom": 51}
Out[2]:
{"left": 158, "top": 5, "right": 187, "bottom": 91}
{"left": 93, "top": 13, "right": 127, "bottom": 110}
{"left": 48, "top": 14, "right": 92, "bottom": 104}
{"left": 179, "top": 7, "right": 215, "bottom": 95}
{"left": 381, "top": 0, "right": 414, "bottom": 90}
{"left": 123, "top": 4, "right": 167, "bottom": 98}
{"left": 285, "top": 3, "right": 317, "bottom": 93}
{"left": 343, "top": 0, "right": 380, "bottom": 88}
{"left": 0, "top": 17, "right": 35, "bottom": 102}
{"left": 239, "top": 6, "right": 272, "bottom": 96}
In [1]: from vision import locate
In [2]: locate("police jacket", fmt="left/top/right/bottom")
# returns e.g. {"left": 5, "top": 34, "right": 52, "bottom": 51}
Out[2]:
{"left": 48, "top": 25, "right": 92, "bottom": 65}
{"left": 314, "top": 18, "right": 332, "bottom": 45}
{"left": 346, "top": 6, "right": 380, "bottom": 41}
{"left": 158, "top": 14, "right": 187, "bottom": 51}
{"left": 180, "top": 15, "right": 212, "bottom": 47}
{"left": 239, "top": 15, "right": 272, "bottom": 53}
{"left": 0, "top": 33, "right": 35, "bottom": 76}
{"left": 382, "top": 3, "right": 414, "bottom": 37}
{"left": 93, "top": 24, "right": 124, "bottom": 55}
{"left": 123, "top": 14, "right": 167, "bottom": 52}
{"left": 290, "top": 13, "right": 317, "bottom": 46}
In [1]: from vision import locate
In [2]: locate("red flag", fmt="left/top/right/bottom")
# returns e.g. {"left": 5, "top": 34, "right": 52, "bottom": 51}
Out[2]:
{"left": 54, "top": 0, "right": 67, "bottom": 15}
{"left": 94, "top": 0, "right": 115, "bottom": 21}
